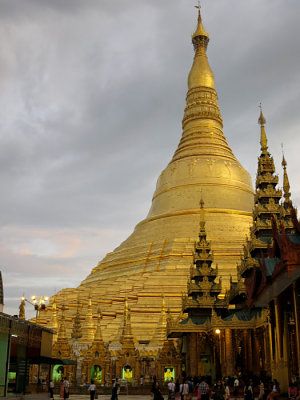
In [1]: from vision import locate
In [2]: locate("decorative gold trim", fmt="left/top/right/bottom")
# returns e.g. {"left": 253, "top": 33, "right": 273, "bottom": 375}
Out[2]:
{"left": 153, "top": 183, "right": 253, "bottom": 200}
{"left": 139, "top": 208, "right": 252, "bottom": 227}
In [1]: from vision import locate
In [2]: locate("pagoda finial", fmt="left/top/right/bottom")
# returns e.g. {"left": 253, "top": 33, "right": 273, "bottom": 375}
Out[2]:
{"left": 188, "top": 3, "right": 214, "bottom": 90}
{"left": 58, "top": 304, "right": 67, "bottom": 339}
{"left": 258, "top": 103, "right": 268, "bottom": 153}
{"left": 161, "top": 293, "right": 166, "bottom": 313}
{"left": 193, "top": 2, "right": 209, "bottom": 41}
{"left": 71, "top": 298, "right": 82, "bottom": 340}
{"left": 49, "top": 300, "right": 58, "bottom": 331}
{"left": 19, "top": 297, "right": 25, "bottom": 320}
{"left": 94, "top": 306, "right": 104, "bottom": 342}
{"left": 199, "top": 193, "right": 206, "bottom": 235}
{"left": 82, "top": 292, "right": 95, "bottom": 342}
{"left": 281, "top": 149, "right": 291, "bottom": 205}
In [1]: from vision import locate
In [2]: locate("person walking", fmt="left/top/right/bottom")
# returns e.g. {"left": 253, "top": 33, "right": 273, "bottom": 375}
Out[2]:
{"left": 175, "top": 379, "right": 181, "bottom": 400}
{"left": 182, "top": 379, "right": 190, "bottom": 400}
{"left": 153, "top": 381, "right": 164, "bottom": 400}
{"left": 258, "top": 380, "right": 265, "bottom": 400}
{"left": 88, "top": 379, "right": 97, "bottom": 400}
{"left": 244, "top": 382, "right": 253, "bottom": 400}
{"left": 199, "top": 377, "right": 209, "bottom": 400}
{"left": 59, "top": 379, "right": 64, "bottom": 398}
{"left": 63, "top": 377, "right": 69, "bottom": 399}
{"left": 212, "top": 380, "right": 225, "bottom": 400}
{"left": 111, "top": 378, "right": 119, "bottom": 400}
{"left": 168, "top": 378, "right": 176, "bottom": 400}
{"left": 225, "top": 383, "right": 230, "bottom": 400}
{"left": 267, "top": 380, "right": 280, "bottom": 400}
{"left": 234, "top": 377, "right": 239, "bottom": 397}
{"left": 49, "top": 379, "right": 54, "bottom": 399}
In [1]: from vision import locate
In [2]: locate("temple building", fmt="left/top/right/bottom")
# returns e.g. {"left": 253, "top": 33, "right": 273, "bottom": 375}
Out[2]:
{"left": 166, "top": 109, "right": 300, "bottom": 389}
{"left": 24, "top": 6, "right": 299, "bottom": 390}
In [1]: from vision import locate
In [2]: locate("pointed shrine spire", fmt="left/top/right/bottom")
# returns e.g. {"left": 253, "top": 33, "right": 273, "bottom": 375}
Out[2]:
{"left": 258, "top": 104, "right": 268, "bottom": 153}
{"left": 94, "top": 307, "right": 104, "bottom": 342}
{"left": 58, "top": 305, "right": 67, "bottom": 340}
{"left": 282, "top": 153, "right": 291, "bottom": 205}
{"left": 19, "top": 298, "right": 25, "bottom": 320}
{"left": 71, "top": 300, "right": 82, "bottom": 340}
{"left": 199, "top": 193, "right": 206, "bottom": 236}
{"left": 150, "top": 295, "right": 167, "bottom": 346}
{"left": 49, "top": 300, "right": 58, "bottom": 331}
{"left": 193, "top": 3, "right": 209, "bottom": 42}
{"left": 82, "top": 293, "right": 95, "bottom": 342}
{"left": 188, "top": 4, "right": 215, "bottom": 90}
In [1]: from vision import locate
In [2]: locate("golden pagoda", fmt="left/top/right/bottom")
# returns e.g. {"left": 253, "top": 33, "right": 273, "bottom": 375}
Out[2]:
{"left": 38, "top": 6, "right": 254, "bottom": 374}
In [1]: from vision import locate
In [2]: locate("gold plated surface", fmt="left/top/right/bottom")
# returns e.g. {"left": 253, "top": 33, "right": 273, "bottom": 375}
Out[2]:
{"left": 40, "top": 8, "right": 254, "bottom": 343}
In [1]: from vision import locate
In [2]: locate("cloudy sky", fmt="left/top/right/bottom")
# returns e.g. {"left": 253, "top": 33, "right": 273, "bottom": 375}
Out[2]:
{"left": 1, "top": 0, "right": 300, "bottom": 317}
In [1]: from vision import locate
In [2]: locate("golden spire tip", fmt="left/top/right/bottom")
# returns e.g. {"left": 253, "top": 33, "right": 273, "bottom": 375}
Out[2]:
{"left": 258, "top": 103, "right": 266, "bottom": 126}
{"left": 199, "top": 189, "right": 204, "bottom": 209}
{"left": 281, "top": 144, "right": 287, "bottom": 168}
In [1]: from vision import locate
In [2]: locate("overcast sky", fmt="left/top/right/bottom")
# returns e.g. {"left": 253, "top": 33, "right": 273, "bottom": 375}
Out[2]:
{"left": 1, "top": 0, "right": 300, "bottom": 317}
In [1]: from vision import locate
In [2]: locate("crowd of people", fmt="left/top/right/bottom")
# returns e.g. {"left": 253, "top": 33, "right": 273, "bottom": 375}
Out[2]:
{"left": 151, "top": 375, "right": 300, "bottom": 400}
{"left": 49, "top": 374, "right": 300, "bottom": 400}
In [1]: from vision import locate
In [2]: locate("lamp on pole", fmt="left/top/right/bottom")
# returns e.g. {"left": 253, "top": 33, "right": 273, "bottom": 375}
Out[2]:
{"left": 22, "top": 295, "right": 49, "bottom": 321}
{"left": 215, "top": 328, "right": 222, "bottom": 378}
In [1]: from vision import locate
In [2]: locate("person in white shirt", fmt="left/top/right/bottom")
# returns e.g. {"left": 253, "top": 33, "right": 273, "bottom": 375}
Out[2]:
{"left": 233, "top": 378, "right": 239, "bottom": 396}
{"left": 182, "top": 380, "right": 190, "bottom": 400}
{"left": 88, "top": 380, "right": 97, "bottom": 400}
{"left": 168, "top": 378, "right": 176, "bottom": 400}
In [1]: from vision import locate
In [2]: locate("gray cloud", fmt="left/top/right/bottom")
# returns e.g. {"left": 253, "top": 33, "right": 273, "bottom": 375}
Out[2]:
{"left": 0, "top": 0, "right": 299, "bottom": 314}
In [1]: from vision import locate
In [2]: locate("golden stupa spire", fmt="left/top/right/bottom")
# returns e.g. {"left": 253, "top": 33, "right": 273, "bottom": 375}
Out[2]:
{"left": 282, "top": 153, "right": 291, "bottom": 205}
{"left": 258, "top": 103, "right": 268, "bottom": 153}
{"left": 193, "top": 3, "right": 209, "bottom": 42}
{"left": 19, "top": 297, "right": 25, "bottom": 320}
{"left": 71, "top": 300, "right": 82, "bottom": 340}
{"left": 82, "top": 293, "right": 95, "bottom": 342}
{"left": 150, "top": 294, "right": 167, "bottom": 346}
{"left": 188, "top": 3, "right": 214, "bottom": 90}
{"left": 94, "top": 307, "right": 104, "bottom": 342}
{"left": 123, "top": 299, "right": 133, "bottom": 338}
{"left": 58, "top": 305, "right": 67, "bottom": 340}
{"left": 199, "top": 193, "right": 205, "bottom": 236}
{"left": 49, "top": 300, "right": 58, "bottom": 331}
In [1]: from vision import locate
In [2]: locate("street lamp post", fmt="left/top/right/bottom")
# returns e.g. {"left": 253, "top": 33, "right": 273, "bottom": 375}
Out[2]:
{"left": 22, "top": 296, "right": 49, "bottom": 321}
{"left": 215, "top": 329, "right": 221, "bottom": 378}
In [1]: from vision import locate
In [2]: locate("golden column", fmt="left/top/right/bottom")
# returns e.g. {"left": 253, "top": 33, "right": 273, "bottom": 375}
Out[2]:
{"left": 247, "top": 331, "right": 253, "bottom": 372}
{"left": 252, "top": 330, "right": 260, "bottom": 375}
{"left": 188, "top": 333, "right": 198, "bottom": 376}
{"left": 292, "top": 282, "right": 300, "bottom": 377}
{"left": 220, "top": 330, "right": 226, "bottom": 377}
{"left": 274, "top": 297, "right": 281, "bottom": 364}
{"left": 225, "top": 329, "right": 234, "bottom": 376}
{"left": 263, "top": 326, "right": 271, "bottom": 376}
{"left": 243, "top": 330, "right": 248, "bottom": 371}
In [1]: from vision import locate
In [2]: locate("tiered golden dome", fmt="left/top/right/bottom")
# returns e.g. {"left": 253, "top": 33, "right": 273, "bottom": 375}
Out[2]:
{"left": 41, "top": 8, "right": 254, "bottom": 343}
